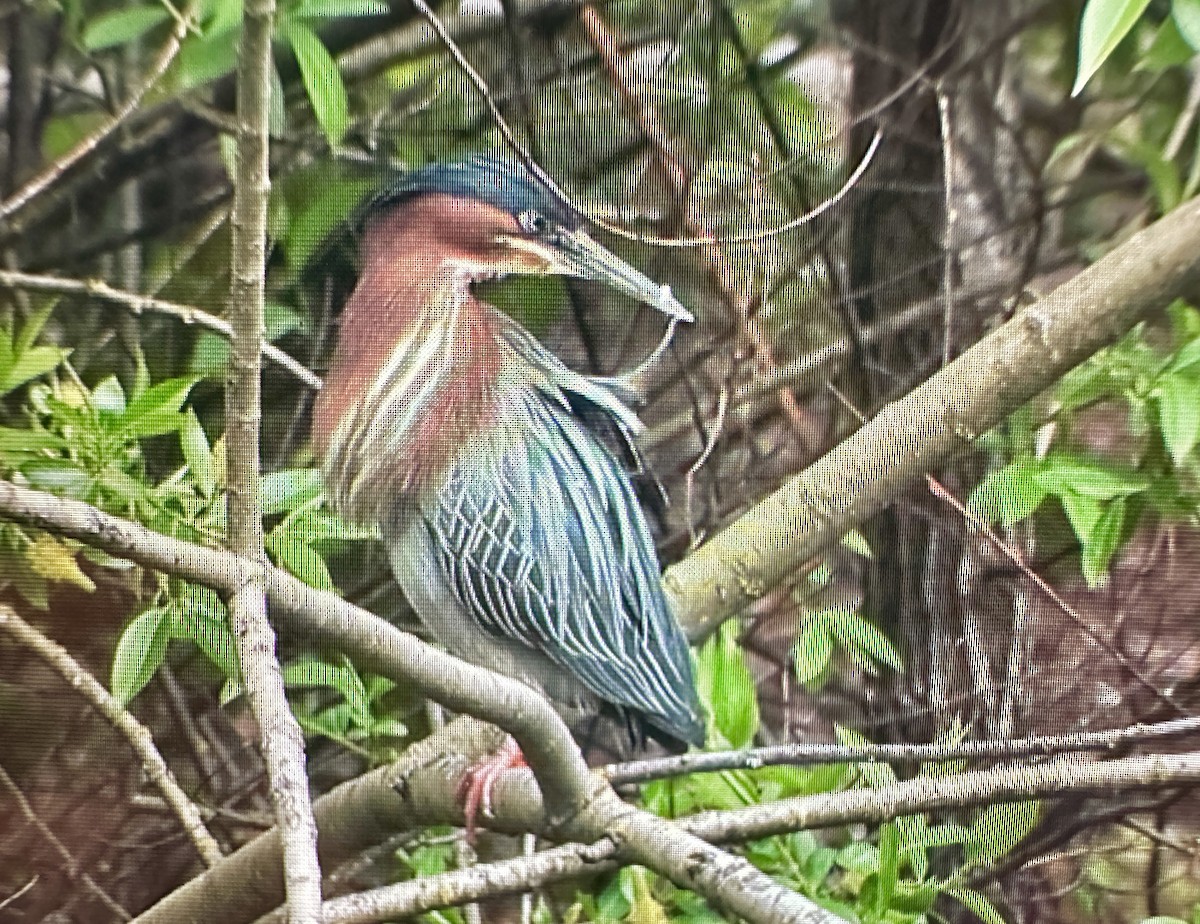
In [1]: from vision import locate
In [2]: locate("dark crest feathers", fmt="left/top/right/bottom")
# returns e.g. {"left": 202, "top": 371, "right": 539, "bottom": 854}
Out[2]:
{"left": 358, "top": 155, "right": 578, "bottom": 229}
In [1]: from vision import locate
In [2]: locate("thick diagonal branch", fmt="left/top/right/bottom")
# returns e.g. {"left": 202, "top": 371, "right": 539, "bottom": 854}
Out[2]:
{"left": 666, "top": 196, "right": 1200, "bottom": 640}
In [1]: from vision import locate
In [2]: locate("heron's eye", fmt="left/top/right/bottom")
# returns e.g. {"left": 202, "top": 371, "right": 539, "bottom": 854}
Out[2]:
{"left": 517, "top": 209, "right": 549, "bottom": 234}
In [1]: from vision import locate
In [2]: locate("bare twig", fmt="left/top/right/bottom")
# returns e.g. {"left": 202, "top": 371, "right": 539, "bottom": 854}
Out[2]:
{"left": 925, "top": 477, "right": 1185, "bottom": 714}
{"left": 602, "top": 717, "right": 1200, "bottom": 786}
{"left": 0, "top": 876, "right": 38, "bottom": 914}
{"left": 0, "top": 605, "right": 224, "bottom": 864}
{"left": 411, "top": 0, "right": 878, "bottom": 249}
{"left": 0, "top": 269, "right": 322, "bottom": 389}
{"left": 406, "top": 0, "right": 572, "bottom": 207}
{"left": 0, "top": 2, "right": 197, "bottom": 225}
{"left": 0, "top": 762, "right": 132, "bottom": 920}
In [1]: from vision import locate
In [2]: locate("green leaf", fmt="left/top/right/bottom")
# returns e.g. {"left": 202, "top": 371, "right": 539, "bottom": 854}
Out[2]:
{"left": 793, "top": 614, "right": 834, "bottom": 684}
{"left": 1141, "top": 14, "right": 1195, "bottom": 69}
{"left": 1174, "top": 0, "right": 1200, "bottom": 48}
{"left": 1073, "top": 0, "right": 1155, "bottom": 95}
{"left": 111, "top": 607, "right": 173, "bottom": 704}
{"left": 1118, "top": 140, "right": 1183, "bottom": 212}
{"left": 25, "top": 534, "right": 96, "bottom": 592}
{"left": 22, "top": 460, "right": 92, "bottom": 498}
{"left": 293, "top": 0, "right": 388, "bottom": 17}
{"left": 1058, "top": 489, "right": 1104, "bottom": 545}
{"left": 14, "top": 299, "right": 58, "bottom": 356}
{"left": 0, "top": 345, "right": 69, "bottom": 394}
{"left": 266, "top": 303, "right": 306, "bottom": 340}
{"left": 968, "top": 459, "right": 1049, "bottom": 525}
{"left": 82, "top": 5, "right": 171, "bottom": 50}
{"left": 283, "top": 174, "right": 373, "bottom": 271}
{"left": 283, "top": 654, "right": 371, "bottom": 727}
{"left": 123, "top": 375, "right": 199, "bottom": 420}
{"left": 697, "top": 619, "right": 758, "bottom": 748}
{"left": 176, "top": 27, "right": 239, "bottom": 89}
{"left": 268, "top": 533, "right": 336, "bottom": 591}
{"left": 122, "top": 410, "right": 187, "bottom": 439}
{"left": 1154, "top": 373, "right": 1200, "bottom": 464}
{"left": 964, "top": 800, "right": 1040, "bottom": 864}
{"left": 1167, "top": 300, "right": 1200, "bottom": 339}
{"left": 170, "top": 585, "right": 237, "bottom": 679}
{"left": 286, "top": 21, "right": 349, "bottom": 145}
{"left": 262, "top": 468, "right": 323, "bottom": 514}
{"left": 1035, "top": 457, "right": 1149, "bottom": 499}
{"left": 875, "top": 823, "right": 900, "bottom": 913}
{"left": 837, "top": 841, "right": 879, "bottom": 874}
{"left": 0, "top": 426, "right": 68, "bottom": 455}
{"left": 284, "top": 509, "right": 377, "bottom": 544}
{"left": 1080, "top": 496, "right": 1126, "bottom": 587}
{"left": 826, "top": 608, "right": 903, "bottom": 673}
{"left": 839, "top": 529, "right": 873, "bottom": 558}
{"left": 1169, "top": 340, "right": 1200, "bottom": 379}
{"left": 202, "top": 0, "right": 244, "bottom": 35}
{"left": 180, "top": 409, "right": 216, "bottom": 497}
{"left": 0, "top": 527, "right": 49, "bottom": 609}
{"left": 945, "top": 886, "right": 1008, "bottom": 924}
{"left": 298, "top": 702, "right": 353, "bottom": 739}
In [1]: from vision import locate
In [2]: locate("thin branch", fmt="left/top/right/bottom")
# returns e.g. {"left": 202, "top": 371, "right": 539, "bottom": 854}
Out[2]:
{"left": 227, "top": 0, "right": 321, "bottom": 917}
{"left": 317, "top": 745, "right": 1200, "bottom": 924}
{"left": 0, "top": 762, "right": 132, "bottom": 920}
{"left": 587, "top": 131, "right": 883, "bottom": 249}
{"left": 602, "top": 717, "right": 1200, "bottom": 787}
{"left": 410, "top": 0, "right": 876, "bottom": 249}
{"left": 314, "top": 840, "right": 613, "bottom": 924}
{"left": 0, "top": 2, "right": 197, "bottom": 226}
{"left": 925, "top": 476, "right": 1184, "bottom": 713}
{"left": 0, "top": 604, "right": 223, "bottom": 865}
{"left": 0, "top": 269, "right": 322, "bottom": 390}
{"left": 406, "top": 0, "right": 573, "bottom": 207}
{"left": 0, "top": 876, "right": 38, "bottom": 914}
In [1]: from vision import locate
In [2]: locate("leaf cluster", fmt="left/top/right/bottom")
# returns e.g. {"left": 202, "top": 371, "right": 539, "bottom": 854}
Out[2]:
{"left": 971, "top": 301, "right": 1200, "bottom": 586}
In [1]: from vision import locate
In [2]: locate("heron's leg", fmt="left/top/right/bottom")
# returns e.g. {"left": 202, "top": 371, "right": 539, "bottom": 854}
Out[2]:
{"left": 456, "top": 735, "right": 527, "bottom": 843}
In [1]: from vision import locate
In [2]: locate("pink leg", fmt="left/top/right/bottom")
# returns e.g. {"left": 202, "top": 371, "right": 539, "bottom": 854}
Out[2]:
{"left": 456, "top": 736, "right": 527, "bottom": 842}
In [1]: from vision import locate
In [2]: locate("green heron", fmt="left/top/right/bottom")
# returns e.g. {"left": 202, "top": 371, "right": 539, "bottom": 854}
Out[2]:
{"left": 311, "top": 157, "right": 704, "bottom": 821}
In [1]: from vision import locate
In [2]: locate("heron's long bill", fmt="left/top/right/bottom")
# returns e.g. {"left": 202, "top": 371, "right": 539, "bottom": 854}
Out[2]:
{"left": 540, "top": 228, "right": 694, "bottom": 323}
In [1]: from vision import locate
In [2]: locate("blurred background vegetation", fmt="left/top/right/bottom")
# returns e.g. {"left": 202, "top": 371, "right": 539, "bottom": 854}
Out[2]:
{"left": 3, "top": 0, "right": 1200, "bottom": 921}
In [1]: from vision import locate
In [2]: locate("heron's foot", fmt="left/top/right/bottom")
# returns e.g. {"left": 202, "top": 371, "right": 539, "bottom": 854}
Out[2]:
{"left": 456, "top": 736, "right": 526, "bottom": 843}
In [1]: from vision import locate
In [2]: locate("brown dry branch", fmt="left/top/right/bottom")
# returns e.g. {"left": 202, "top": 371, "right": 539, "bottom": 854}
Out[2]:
{"left": 0, "top": 762, "right": 132, "bottom": 920}
{"left": 0, "top": 605, "right": 223, "bottom": 866}
{"left": 577, "top": 3, "right": 813, "bottom": 437}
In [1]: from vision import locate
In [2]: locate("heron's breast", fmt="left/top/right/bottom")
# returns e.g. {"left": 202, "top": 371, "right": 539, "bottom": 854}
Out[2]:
{"left": 316, "top": 294, "right": 509, "bottom": 523}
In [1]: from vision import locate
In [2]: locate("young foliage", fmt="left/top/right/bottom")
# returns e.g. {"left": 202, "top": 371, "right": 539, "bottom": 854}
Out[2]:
{"left": 971, "top": 301, "right": 1200, "bottom": 586}
{"left": 1074, "top": 0, "right": 1155, "bottom": 95}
